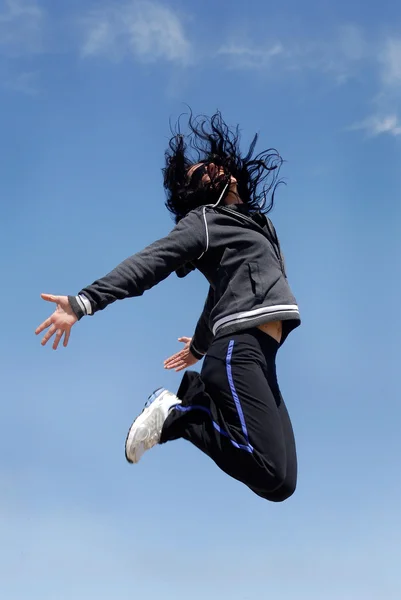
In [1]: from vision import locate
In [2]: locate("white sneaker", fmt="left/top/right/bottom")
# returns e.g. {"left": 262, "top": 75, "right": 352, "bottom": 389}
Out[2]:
{"left": 125, "top": 388, "right": 181, "bottom": 464}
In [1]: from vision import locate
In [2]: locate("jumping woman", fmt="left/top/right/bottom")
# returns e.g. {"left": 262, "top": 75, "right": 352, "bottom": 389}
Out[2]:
{"left": 35, "top": 111, "right": 301, "bottom": 502}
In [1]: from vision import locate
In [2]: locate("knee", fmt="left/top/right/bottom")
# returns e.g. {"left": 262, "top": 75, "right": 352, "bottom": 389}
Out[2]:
{"left": 268, "top": 479, "right": 297, "bottom": 503}
{"left": 263, "top": 453, "right": 298, "bottom": 502}
{"left": 255, "top": 469, "right": 297, "bottom": 503}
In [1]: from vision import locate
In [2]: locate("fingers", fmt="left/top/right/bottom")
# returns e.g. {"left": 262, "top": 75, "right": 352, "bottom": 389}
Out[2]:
{"left": 35, "top": 317, "right": 52, "bottom": 335}
{"left": 40, "top": 324, "right": 70, "bottom": 350}
{"left": 63, "top": 330, "right": 70, "bottom": 348}
{"left": 41, "top": 293, "right": 60, "bottom": 304}
{"left": 164, "top": 359, "right": 181, "bottom": 369}
{"left": 165, "top": 358, "right": 184, "bottom": 369}
{"left": 164, "top": 350, "right": 187, "bottom": 368}
{"left": 52, "top": 329, "right": 64, "bottom": 351}
{"left": 165, "top": 359, "right": 187, "bottom": 372}
{"left": 164, "top": 337, "right": 192, "bottom": 369}
{"left": 164, "top": 352, "right": 182, "bottom": 364}
{"left": 40, "top": 324, "right": 56, "bottom": 346}
{"left": 164, "top": 337, "right": 191, "bottom": 362}
{"left": 164, "top": 350, "right": 185, "bottom": 367}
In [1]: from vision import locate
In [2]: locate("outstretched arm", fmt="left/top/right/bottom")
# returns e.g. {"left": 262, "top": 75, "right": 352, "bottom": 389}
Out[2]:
{"left": 72, "top": 209, "right": 207, "bottom": 316}
{"left": 35, "top": 209, "right": 207, "bottom": 349}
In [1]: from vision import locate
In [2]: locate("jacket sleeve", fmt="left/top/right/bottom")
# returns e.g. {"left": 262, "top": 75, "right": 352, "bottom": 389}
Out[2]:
{"left": 75, "top": 209, "right": 207, "bottom": 315}
{"left": 189, "top": 286, "right": 215, "bottom": 360}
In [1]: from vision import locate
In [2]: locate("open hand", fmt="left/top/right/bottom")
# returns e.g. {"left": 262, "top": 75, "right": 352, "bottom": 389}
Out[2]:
{"left": 35, "top": 294, "right": 78, "bottom": 350}
{"left": 164, "top": 337, "right": 199, "bottom": 372}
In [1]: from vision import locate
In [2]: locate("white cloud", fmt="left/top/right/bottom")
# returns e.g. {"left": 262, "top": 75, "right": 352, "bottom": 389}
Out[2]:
{"left": 337, "top": 24, "right": 368, "bottom": 62}
{"left": 218, "top": 42, "right": 284, "bottom": 70}
{"left": 349, "top": 114, "right": 401, "bottom": 137}
{"left": 217, "top": 24, "right": 401, "bottom": 139}
{"left": 5, "top": 69, "right": 39, "bottom": 94}
{"left": 81, "top": 1, "right": 191, "bottom": 65}
{"left": 321, "top": 24, "right": 370, "bottom": 83}
{"left": 351, "top": 36, "right": 401, "bottom": 138}
{"left": 0, "top": 0, "right": 45, "bottom": 56}
{"left": 380, "top": 37, "right": 401, "bottom": 86}
{"left": 217, "top": 25, "right": 369, "bottom": 82}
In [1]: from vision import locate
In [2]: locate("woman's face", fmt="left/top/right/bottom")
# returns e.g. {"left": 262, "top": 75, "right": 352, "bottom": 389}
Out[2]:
{"left": 187, "top": 162, "right": 236, "bottom": 189}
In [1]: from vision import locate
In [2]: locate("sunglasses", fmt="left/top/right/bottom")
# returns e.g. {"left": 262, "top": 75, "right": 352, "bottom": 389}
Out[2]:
{"left": 188, "top": 164, "right": 208, "bottom": 188}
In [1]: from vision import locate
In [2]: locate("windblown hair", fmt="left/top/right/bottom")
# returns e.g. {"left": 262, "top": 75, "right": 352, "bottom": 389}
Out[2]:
{"left": 163, "top": 110, "right": 284, "bottom": 222}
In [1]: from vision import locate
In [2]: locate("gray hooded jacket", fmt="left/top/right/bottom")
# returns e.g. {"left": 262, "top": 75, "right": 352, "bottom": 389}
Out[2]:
{"left": 69, "top": 204, "right": 301, "bottom": 358}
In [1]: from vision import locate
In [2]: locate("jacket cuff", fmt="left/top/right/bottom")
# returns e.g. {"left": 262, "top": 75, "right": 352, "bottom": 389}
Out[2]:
{"left": 68, "top": 296, "right": 85, "bottom": 320}
{"left": 78, "top": 293, "right": 93, "bottom": 315}
{"left": 189, "top": 342, "right": 205, "bottom": 361}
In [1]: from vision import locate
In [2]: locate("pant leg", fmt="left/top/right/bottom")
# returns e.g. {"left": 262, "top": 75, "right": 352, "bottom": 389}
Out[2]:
{"left": 248, "top": 330, "right": 298, "bottom": 501}
{"left": 249, "top": 392, "right": 297, "bottom": 502}
{"left": 160, "top": 330, "right": 297, "bottom": 500}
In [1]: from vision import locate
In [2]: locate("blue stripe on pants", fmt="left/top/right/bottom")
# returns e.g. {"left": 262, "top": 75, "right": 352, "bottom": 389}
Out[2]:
{"left": 173, "top": 340, "right": 253, "bottom": 453}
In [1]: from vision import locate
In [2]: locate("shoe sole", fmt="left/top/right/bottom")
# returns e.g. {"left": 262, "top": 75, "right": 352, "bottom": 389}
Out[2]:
{"left": 125, "top": 389, "right": 167, "bottom": 464}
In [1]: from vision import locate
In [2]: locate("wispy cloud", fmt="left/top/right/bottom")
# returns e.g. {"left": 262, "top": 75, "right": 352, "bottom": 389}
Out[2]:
{"left": 4, "top": 69, "right": 39, "bottom": 94}
{"left": 318, "top": 24, "right": 369, "bottom": 84}
{"left": 380, "top": 37, "right": 401, "bottom": 87}
{"left": 349, "top": 36, "right": 401, "bottom": 138}
{"left": 218, "top": 43, "right": 284, "bottom": 70}
{"left": 349, "top": 114, "right": 401, "bottom": 137}
{"left": 217, "top": 23, "right": 401, "bottom": 139}
{"left": 0, "top": 0, "right": 45, "bottom": 57}
{"left": 81, "top": 1, "right": 191, "bottom": 65}
{"left": 217, "top": 25, "right": 370, "bottom": 82}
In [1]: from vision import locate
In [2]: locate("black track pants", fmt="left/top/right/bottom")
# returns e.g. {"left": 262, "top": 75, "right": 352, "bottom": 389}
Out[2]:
{"left": 160, "top": 328, "right": 297, "bottom": 502}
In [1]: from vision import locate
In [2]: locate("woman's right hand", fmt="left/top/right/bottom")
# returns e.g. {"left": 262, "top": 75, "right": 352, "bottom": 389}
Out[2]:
{"left": 35, "top": 293, "right": 78, "bottom": 350}
{"left": 164, "top": 337, "right": 199, "bottom": 372}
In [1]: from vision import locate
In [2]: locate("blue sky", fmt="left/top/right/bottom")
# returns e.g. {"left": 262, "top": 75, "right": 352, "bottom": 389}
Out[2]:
{"left": 1, "top": 0, "right": 400, "bottom": 598}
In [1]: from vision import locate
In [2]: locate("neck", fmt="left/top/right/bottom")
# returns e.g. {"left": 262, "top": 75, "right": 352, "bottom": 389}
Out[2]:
{"left": 224, "top": 182, "right": 243, "bottom": 205}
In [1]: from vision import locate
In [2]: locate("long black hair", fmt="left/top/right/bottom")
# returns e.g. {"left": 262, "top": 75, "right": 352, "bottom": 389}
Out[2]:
{"left": 163, "top": 110, "right": 284, "bottom": 222}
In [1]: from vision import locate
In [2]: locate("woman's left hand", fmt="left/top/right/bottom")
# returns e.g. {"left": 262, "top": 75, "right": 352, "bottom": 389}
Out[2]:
{"left": 164, "top": 336, "right": 199, "bottom": 372}
{"left": 35, "top": 294, "right": 78, "bottom": 350}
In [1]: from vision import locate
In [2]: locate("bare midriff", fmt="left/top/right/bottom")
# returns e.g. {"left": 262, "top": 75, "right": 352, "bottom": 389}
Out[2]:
{"left": 257, "top": 320, "right": 282, "bottom": 343}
